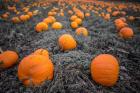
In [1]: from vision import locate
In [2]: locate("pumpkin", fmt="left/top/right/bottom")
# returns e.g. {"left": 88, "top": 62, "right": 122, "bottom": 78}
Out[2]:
{"left": 91, "top": 54, "right": 119, "bottom": 87}
{"left": 20, "top": 15, "right": 28, "bottom": 22}
{"left": 85, "top": 13, "right": 90, "bottom": 17}
{"left": 52, "top": 22, "right": 62, "bottom": 30}
{"left": 18, "top": 55, "right": 54, "bottom": 86}
{"left": 60, "top": 12, "right": 64, "bottom": 16}
{"left": 27, "top": 12, "right": 33, "bottom": 17}
{"left": 75, "top": 27, "right": 88, "bottom": 36}
{"left": 2, "top": 13, "right": 9, "bottom": 19}
{"left": 33, "top": 49, "right": 49, "bottom": 59}
{"left": 70, "top": 15, "right": 78, "bottom": 21}
{"left": 35, "top": 22, "right": 48, "bottom": 32}
{"left": 0, "top": 50, "right": 18, "bottom": 68}
{"left": 112, "top": 11, "right": 120, "bottom": 16}
{"left": 58, "top": 34, "right": 77, "bottom": 51}
{"left": 68, "top": 10, "right": 73, "bottom": 15}
{"left": 128, "top": 16, "right": 135, "bottom": 21}
{"left": 119, "top": 27, "right": 134, "bottom": 39}
{"left": 76, "top": 11, "right": 84, "bottom": 19}
{"left": 74, "top": 18, "right": 82, "bottom": 25}
{"left": 115, "top": 22, "right": 127, "bottom": 30}
{"left": 71, "top": 22, "right": 78, "bottom": 29}
{"left": 43, "top": 17, "right": 54, "bottom": 24}
{"left": 48, "top": 16, "right": 56, "bottom": 23}
{"left": 48, "top": 12, "right": 54, "bottom": 16}
{"left": 25, "top": 15, "right": 30, "bottom": 20}
{"left": 11, "top": 17, "right": 20, "bottom": 23}
{"left": 104, "top": 14, "right": 110, "bottom": 20}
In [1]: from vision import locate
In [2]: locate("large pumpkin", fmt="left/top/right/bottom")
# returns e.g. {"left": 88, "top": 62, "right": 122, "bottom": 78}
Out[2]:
{"left": 18, "top": 55, "right": 54, "bottom": 86}
{"left": 91, "top": 54, "right": 119, "bottom": 87}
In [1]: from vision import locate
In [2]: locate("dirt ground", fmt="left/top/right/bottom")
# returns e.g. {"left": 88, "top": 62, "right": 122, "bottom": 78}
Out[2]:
{"left": 0, "top": 1, "right": 140, "bottom": 93}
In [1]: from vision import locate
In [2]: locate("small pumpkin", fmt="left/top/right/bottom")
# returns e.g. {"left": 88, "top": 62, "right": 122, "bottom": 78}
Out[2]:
{"left": 128, "top": 16, "right": 135, "bottom": 21}
{"left": 76, "top": 11, "right": 84, "bottom": 19}
{"left": 91, "top": 54, "right": 119, "bottom": 87}
{"left": 68, "top": 10, "right": 73, "bottom": 15}
{"left": 85, "top": 13, "right": 90, "bottom": 17}
{"left": 48, "top": 16, "right": 56, "bottom": 23}
{"left": 0, "top": 50, "right": 18, "bottom": 69}
{"left": 2, "top": 13, "right": 9, "bottom": 19}
{"left": 71, "top": 22, "right": 78, "bottom": 29}
{"left": 75, "top": 27, "right": 88, "bottom": 36}
{"left": 27, "top": 12, "right": 33, "bottom": 17}
{"left": 74, "top": 18, "right": 82, "bottom": 25}
{"left": 11, "top": 17, "right": 20, "bottom": 23}
{"left": 52, "top": 22, "right": 62, "bottom": 30}
{"left": 112, "top": 11, "right": 120, "bottom": 17}
{"left": 35, "top": 22, "right": 48, "bottom": 32}
{"left": 119, "top": 27, "right": 134, "bottom": 39}
{"left": 70, "top": 15, "right": 78, "bottom": 21}
{"left": 20, "top": 15, "right": 28, "bottom": 22}
{"left": 18, "top": 55, "right": 54, "bottom": 86}
{"left": 58, "top": 34, "right": 77, "bottom": 51}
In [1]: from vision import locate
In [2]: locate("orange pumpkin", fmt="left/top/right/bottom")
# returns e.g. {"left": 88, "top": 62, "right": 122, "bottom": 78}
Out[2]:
{"left": 119, "top": 27, "right": 134, "bottom": 39}
{"left": 43, "top": 17, "right": 54, "bottom": 24}
{"left": 112, "top": 11, "right": 120, "bottom": 16}
{"left": 128, "top": 16, "right": 135, "bottom": 21}
{"left": 18, "top": 55, "right": 54, "bottom": 86}
{"left": 115, "top": 22, "right": 127, "bottom": 30}
{"left": 91, "top": 54, "right": 119, "bottom": 87}
{"left": 75, "top": 27, "right": 88, "bottom": 36}
{"left": 68, "top": 10, "right": 73, "bottom": 15}
{"left": 27, "top": 12, "right": 33, "bottom": 17}
{"left": 33, "top": 49, "right": 49, "bottom": 59}
{"left": 85, "top": 13, "right": 90, "bottom": 17}
{"left": 60, "top": 12, "right": 64, "bottom": 16}
{"left": 71, "top": 22, "right": 78, "bottom": 29}
{"left": 58, "top": 34, "right": 77, "bottom": 51}
{"left": 74, "top": 18, "right": 82, "bottom": 25}
{"left": 2, "top": 13, "right": 9, "bottom": 19}
{"left": 48, "top": 12, "right": 54, "bottom": 16}
{"left": 0, "top": 50, "right": 18, "bottom": 68}
{"left": 48, "top": 16, "right": 56, "bottom": 23}
{"left": 20, "top": 15, "right": 28, "bottom": 22}
{"left": 70, "top": 15, "right": 78, "bottom": 21}
{"left": 76, "top": 11, "right": 84, "bottom": 19}
{"left": 35, "top": 22, "right": 48, "bottom": 32}
{"left": 11, "top": 17, "right": 21, "bottom": 23}
{"left": 52, "top": 22, "right": 62, "bottom": 30}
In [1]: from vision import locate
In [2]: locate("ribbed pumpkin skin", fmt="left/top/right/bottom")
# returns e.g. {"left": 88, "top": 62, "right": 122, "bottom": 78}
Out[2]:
{"left": 18, "top": 55, "right": 54, "bottom": 86}
{"left": 91, "top": 54, "right": 119, "bottom": 87}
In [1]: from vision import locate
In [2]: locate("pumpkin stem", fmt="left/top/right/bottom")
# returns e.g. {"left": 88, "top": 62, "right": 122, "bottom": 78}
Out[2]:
{"left": 0, "top": 47, "right": 3, "bottom": 53}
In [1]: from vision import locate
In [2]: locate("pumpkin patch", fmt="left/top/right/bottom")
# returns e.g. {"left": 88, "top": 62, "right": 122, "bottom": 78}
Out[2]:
{"left": 0, "top": 0, "right": 140, "bottom": 92}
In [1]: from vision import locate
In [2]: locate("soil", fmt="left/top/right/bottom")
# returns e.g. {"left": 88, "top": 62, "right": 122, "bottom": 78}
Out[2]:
{"left": 0, "top": 1, "right": 140, "bottom": 93}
